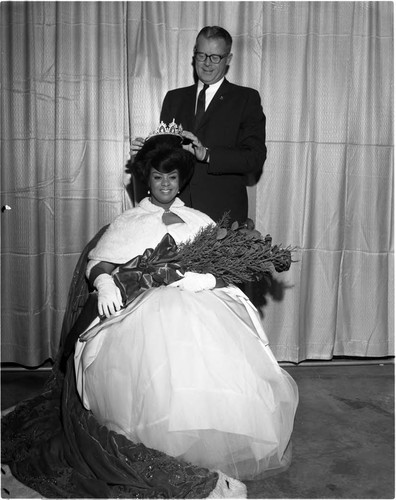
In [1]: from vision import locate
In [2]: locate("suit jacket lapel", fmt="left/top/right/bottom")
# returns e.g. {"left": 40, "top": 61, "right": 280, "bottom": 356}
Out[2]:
{"left": 184, "top": 84, "right": 198, "bottom": 131}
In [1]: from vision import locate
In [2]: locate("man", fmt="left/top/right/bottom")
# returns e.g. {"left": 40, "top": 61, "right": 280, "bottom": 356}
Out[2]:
{"left": 133, "top": 26, "right": 267, "bottom": 223}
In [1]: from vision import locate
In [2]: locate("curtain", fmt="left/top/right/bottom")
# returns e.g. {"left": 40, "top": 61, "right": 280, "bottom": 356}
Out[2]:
{"left": 254, "top": 2, "right": 394, "bottom": 361}
{"left": 1, "top": 2, "right": 130, "bottom": 364}
{"left": 1, "top": 1, "right": 393, "bottom": 365}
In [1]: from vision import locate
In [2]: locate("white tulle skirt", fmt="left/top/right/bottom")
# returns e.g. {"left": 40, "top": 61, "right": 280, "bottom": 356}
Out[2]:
{"left": 75, "top": 285, "right": 298, "bottom": 480}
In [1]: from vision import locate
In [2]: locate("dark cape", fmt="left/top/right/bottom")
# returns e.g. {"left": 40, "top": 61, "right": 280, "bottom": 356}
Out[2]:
{"left": 1, "top": 226, "right": 218, "bottom": 498}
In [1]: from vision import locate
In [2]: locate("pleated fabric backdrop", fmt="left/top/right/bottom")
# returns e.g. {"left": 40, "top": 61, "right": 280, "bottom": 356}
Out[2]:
{"left": 1, "top": 2, "right": 130, "bottom": 364}
{"left": 1, "top": 1, "right": 393, "bottom": 365}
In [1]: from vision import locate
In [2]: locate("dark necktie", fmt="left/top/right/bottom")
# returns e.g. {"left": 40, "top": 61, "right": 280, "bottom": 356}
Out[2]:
{"left": 194, "top": 84, "right": 209, "bottom": 130}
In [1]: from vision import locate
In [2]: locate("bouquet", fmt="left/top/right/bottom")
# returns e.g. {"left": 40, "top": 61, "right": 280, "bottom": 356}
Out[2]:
{"left": 114, "top": 215, "right": 295, "bottom": 306}
{"left": 177, "top": 214, "right": 294, "bottom": 286}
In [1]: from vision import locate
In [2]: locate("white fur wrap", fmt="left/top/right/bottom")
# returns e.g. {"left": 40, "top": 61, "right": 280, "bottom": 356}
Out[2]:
{"left": 86, "top": 197, "right": 214, "bottom": 277}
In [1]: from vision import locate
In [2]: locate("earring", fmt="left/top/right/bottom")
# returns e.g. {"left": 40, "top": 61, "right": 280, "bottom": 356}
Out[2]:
{"left": 148, "top": 189, "right": 151, "bottom": 195}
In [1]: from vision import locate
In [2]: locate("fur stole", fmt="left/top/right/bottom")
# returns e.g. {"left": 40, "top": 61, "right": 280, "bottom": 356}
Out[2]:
{"left": 86, "top": 198, "right": 214, "bottom": 277}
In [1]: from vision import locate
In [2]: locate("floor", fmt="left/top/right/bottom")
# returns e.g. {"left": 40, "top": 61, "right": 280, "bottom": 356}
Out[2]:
{"left": 1, "top": 362, "right": 394, "bottom": 499}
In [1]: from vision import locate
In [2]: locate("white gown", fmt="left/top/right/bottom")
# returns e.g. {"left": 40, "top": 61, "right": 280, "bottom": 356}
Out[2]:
{"left": 75, "top": 281, "right": 298, "bottom": 481}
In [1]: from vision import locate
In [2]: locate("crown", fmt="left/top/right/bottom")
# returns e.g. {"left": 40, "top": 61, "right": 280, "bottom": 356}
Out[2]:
{"left": 146, "top": 119, "right": 184, "bottom": 142}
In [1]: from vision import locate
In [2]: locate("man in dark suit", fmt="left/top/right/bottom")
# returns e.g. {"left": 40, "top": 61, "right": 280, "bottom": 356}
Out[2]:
{"left": 133, "top": 26, "right": 267, "bottom": 223}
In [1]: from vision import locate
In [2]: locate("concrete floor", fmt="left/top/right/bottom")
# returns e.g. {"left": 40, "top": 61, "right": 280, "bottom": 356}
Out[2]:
{"left": 1, "top": 362, "right": 394, "bottom": 499}
{"left": 246, "top": 363, "right": 395, "bottom": 499}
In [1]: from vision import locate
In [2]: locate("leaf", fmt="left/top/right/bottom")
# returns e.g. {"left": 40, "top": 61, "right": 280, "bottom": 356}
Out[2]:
{"left": 231, "top": 221, "right": 239, "bottom": 231}
{"left": 264, "top": 234, "right": 272, "bottom": 247}
{"left": 246, "top": 218, "right": 255, "bottom": 230}
{"left": 216, "top": 227, "right": 228, "bottom": 240}
{"left": 239, "top": 228, "right": 262, "bottom": 239}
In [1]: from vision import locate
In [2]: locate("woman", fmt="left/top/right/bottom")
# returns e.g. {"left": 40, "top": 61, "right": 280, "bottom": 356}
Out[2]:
{"left": 75, "top": 128, "right": 298, "bottom": 486}
{"left": 2, "top": 127, "right": 297, "bottom": 498}
{"left": 1, "top": 130, "right": 243, "bottom": 499}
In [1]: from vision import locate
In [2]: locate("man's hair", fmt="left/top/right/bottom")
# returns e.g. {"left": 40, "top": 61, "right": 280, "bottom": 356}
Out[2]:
{"left": 195, "top": 26, "right": 233, "bottom": 53}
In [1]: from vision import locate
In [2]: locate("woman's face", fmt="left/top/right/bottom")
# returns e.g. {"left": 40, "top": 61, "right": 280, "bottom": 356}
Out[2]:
{"left": 149, "top": 168, "right": 180, "bottom": 208}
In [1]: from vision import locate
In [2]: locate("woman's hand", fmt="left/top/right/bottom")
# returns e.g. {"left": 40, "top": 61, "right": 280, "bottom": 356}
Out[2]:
{"left": 169, "top": 271, "right": 216, "bottom": 292}
{"left": 182, "top": 131, "right": 208, "bottom": 162}
{"left": 94, "top": 274, "right": 123, "bottom": 318}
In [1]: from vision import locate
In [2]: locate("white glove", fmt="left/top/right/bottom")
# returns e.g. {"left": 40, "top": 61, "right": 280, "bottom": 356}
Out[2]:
{"left": 169, "top": 271, "right": 216, "bottom": 292}
{"left": 94, "top": 274, "right": 123, "bottom": 318}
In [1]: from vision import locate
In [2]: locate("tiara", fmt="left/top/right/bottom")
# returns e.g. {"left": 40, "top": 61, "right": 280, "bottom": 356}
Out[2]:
{"left": 145, "top": 119, "right": 184, "bottom": 141}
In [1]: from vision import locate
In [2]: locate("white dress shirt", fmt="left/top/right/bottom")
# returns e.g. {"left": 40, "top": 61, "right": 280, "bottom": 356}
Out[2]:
{"left": 195, "top": 78, "right": 224, "bottom": 112}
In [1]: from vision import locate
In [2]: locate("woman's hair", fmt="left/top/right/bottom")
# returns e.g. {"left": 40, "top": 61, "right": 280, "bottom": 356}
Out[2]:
{"left": 133, "top": 135, "right": 195, "bottom": 190}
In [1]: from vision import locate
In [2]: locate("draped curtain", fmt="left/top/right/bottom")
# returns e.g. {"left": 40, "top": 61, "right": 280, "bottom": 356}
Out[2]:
{"left": 1, "top": 2, "right": 130, "bottom": 364}
{"left": 1, "top": 1, "right": 393, "bottom": 365}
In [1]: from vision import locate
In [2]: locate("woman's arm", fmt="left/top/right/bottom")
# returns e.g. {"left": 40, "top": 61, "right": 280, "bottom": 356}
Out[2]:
{"left": 170, "top": 272, "right": 226, "bottom": 292}
{"left": 88, "top": 261, "right": 117, "bottom": 288}
{"left": 89, "top": 261, "right": 122, "bottom": 318}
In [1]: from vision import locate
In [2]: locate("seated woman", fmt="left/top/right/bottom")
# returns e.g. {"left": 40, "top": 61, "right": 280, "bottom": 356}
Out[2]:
{"left": 1, "top": 132, "right": 243, "bottom": 499}
{"left": 2, "top": 125, "right": 297, "bottom": 499}
{"left": 75, "top": 127, "right": 299, "bottom": 486}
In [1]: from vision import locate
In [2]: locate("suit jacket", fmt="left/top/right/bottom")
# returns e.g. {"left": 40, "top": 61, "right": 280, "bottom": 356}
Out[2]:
{"left": 160, "top": 79, "right": 266, "bottom": 223}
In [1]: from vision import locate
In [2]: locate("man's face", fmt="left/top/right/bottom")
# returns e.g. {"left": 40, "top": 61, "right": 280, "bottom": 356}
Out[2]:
{"left": 194, "top": 35, "right": 233, "bottom": 85}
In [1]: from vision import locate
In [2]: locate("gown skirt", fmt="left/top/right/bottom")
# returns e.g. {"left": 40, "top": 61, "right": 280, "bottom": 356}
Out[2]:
{"left": 75, "top": 285, "right": 298, "bottom": 481}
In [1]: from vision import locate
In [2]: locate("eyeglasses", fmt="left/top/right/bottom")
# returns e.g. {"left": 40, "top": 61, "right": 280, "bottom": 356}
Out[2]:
{"left": 194, "top": 51, "right": 229, "bottom": 64}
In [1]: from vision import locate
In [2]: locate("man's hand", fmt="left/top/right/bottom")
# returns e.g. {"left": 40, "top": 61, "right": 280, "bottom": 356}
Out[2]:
{"left": 130, "top": 137, "right": 145, "bottom": 157}
{"left": 182, "top": 131, "right": 208, "bottom": 162}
